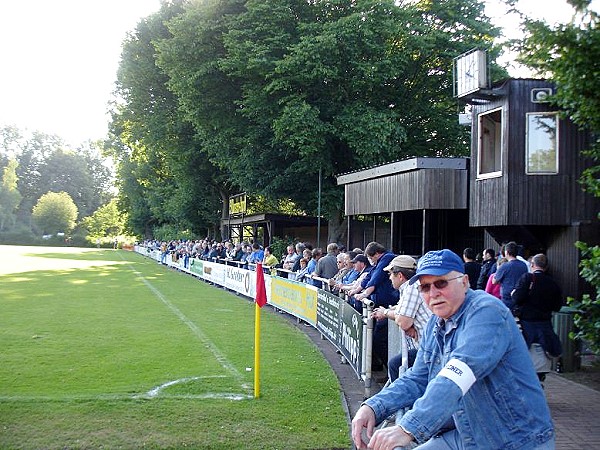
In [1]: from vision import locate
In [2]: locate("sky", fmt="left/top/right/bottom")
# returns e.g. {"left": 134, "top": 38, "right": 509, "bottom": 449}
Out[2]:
{"left": 0, "top": 0, "right": 596, "bottom": 147}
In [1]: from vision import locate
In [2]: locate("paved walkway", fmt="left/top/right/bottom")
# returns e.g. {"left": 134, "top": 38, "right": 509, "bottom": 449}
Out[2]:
{"left": 544, "top": 372, "right": 600, "bottom": 449}
{"left": 298, "top": 320, "right": 600, "bottom": 449}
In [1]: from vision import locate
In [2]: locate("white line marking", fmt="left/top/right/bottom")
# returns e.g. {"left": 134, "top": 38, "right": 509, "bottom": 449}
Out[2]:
{"left": 0, "top": 392, "right": 253, "bottom": 402}
{"left": 123, "top": 260, "right": 252, "bottom": 398}
{"left": 135, "top": 273, "right": 243, "bottom": 380}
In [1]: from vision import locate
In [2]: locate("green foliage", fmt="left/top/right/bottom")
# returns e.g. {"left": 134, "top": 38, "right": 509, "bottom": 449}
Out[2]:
{"left": 151, "top": 223, "right": 195, "bottom": 242}
{"left": 1, "top": 126, "right": 114, "bottom": 230}
{"left": 517, "top": 1, "right": 600, "bottom": 353}
{"left": 568, "top": 242, "right": 600, "bottom": 353}
{"left": 80, "top": 199, "right": 126, "bottom": 239}
{"left": 109, "top": 0, "right": 228, "bottom": 239}
{"left": 31, "top": 191, "right": 78, "bottom": 235}
{"left": 0, "top": 159, "right": 22, "bottom": 231}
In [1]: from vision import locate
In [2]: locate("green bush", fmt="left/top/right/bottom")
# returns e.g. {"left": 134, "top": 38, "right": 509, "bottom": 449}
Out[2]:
{"left": 568, "top": 241, "right": 600, "bottom": 354}
{"left": 0, "top": 228, "right": 41, "bottom": 245}
{"left": 152, "top": 224, "right": 195, "bottom": 242}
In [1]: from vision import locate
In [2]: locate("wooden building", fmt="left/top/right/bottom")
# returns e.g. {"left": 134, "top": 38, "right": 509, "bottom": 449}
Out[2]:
{"left": 337, "top": 77, "right": 599, "bottom": 301}
{"left": 336, "top": 158, "right": 482, "bottom": 255}
{"left": 468, "top": 78, "right": 600, "bottom": 299}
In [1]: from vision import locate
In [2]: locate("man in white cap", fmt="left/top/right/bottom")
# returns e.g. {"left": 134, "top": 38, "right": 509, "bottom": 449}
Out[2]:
{"left": 352, "top": 249, "right": 554, "bottom": 450}
{"left": 371, "top": 255, "right": 432, "bottom": 381}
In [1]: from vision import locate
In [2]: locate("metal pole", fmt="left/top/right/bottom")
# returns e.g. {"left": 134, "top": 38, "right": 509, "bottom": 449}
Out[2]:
{"left": 317, "top": 167, "right": 322, "bottom": 248}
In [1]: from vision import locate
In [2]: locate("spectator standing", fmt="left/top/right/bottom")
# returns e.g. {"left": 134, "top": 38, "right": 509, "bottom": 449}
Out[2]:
{"left": 492, "top": 241, "right": 529, "bottom": 310}
{"left": 282, "top": 244, "right": 300, "bottom": 270}
{"left": 351, "top": 249, "right": 554, "bottom": 450}
{"left": 512, "top": 253, "right": 563, "bottom": 382}
{"left": 314, "top": 242, "right": 340, "bottom": 281}
{"left": 291, "top": 242, "right": 307, "bottom": 272}
{"left": 328, "top": 252, "right": 350, "bottom": 292}
{"left": 462, "top": 247, "right": 481, "bottom": 290}
{"left": 231, "top": 242, "right": 244, "bottom": 261}
{"left": 476, "top": 248, "right": 497, "bottom": 290}
{"left": 262, "top": 246, "right": 279, "bottom": 267}
{"left": 372, "top": 255, "right": 432, "bottom": 382}
{"left": 298, "top": 248, "right": 321, "bottom": 284}
{"left": 351, "top": 242, "right": 397, "bottom": 371}
{"left": 247, "top": 243, "right": 265, "bottom": 264}
{"left": 485, "top": 257, "right": 506, "bottom": 299}
{"left": 340, "top": 254, "right": 372, "bottom": 310}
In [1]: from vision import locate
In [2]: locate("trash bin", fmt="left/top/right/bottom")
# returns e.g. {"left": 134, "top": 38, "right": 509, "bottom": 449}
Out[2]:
{"left": 552, "top": 306, "right": 581, "bottom": 372}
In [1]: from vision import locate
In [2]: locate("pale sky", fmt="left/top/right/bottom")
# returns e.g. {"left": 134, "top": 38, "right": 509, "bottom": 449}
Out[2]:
{"left": 0, "top": 0, "right": 596, "bottom": 147}
{"left": 0, "top": 0, "right": 161, "bottom": 147}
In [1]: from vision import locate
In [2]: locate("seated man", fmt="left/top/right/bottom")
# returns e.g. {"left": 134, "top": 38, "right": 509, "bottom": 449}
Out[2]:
{"left": 352, "top": 249, "right": 554, "bottom": 450}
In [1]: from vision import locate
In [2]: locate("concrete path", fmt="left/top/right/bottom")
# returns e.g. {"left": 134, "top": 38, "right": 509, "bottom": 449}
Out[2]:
{"left": 544, "top": 372, "right": 600, "bottom": 449}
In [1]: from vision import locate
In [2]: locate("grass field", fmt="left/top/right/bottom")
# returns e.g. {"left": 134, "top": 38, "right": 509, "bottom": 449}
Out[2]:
{"left": 0, "top": 245, "right": 350, "bottom": 449}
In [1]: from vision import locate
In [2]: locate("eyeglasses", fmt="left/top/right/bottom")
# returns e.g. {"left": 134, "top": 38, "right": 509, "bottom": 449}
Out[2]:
{"left": 417, "top": 275, "right": 464, "bottom": 294}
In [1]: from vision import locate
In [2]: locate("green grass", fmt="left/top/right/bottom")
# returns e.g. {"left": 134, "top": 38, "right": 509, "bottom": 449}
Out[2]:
{"left": 0, "top": 245, "right": 350, "bottom": 449}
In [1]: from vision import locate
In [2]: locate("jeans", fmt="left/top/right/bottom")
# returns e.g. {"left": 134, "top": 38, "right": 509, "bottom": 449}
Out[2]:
{"left": 413, "top": 430, "right": 555, "bottom": 450}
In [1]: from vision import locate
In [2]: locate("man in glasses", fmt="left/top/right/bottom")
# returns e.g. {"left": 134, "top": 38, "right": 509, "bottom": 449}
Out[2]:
{"left": 352, "top": 249, "right": 554, "bottom": 450}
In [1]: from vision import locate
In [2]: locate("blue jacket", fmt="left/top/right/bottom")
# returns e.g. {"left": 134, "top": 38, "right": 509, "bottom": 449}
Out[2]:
{"left": 365, "top": 289, "right": 554, "bottom": 449}
{"left": 361, "top": 252, "right": 398, "bottom": 307}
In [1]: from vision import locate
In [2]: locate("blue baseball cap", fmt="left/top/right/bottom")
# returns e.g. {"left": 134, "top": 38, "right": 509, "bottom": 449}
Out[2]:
{"left": 409, "top": 249, "right": 464, "bottom": 285}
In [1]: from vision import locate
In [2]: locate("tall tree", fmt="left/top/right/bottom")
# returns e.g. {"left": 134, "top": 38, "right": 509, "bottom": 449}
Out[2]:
{"left": 110, "top": 0, "right": 230, "bottom": 238}
{"left": 0, "top": 159, "right": 22, "bottom": 231}
{"left": 32, "top": 191, "right": 78, "bottom": 235}
{"left": 157, "top": 0, "right": 502, "bottom": 240}
{"left": 515, "top": 0, "right": 600, "bottom": 352}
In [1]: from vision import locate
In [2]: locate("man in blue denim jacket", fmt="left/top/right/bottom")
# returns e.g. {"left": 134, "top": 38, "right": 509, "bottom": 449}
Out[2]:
{"left": 352, "top": 249, "right": 554, "bottom": 450}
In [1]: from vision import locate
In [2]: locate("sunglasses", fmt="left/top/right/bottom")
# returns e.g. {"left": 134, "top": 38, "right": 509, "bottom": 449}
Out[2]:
{"left": 418, "top": 275, "right": 464, "bottom": 294}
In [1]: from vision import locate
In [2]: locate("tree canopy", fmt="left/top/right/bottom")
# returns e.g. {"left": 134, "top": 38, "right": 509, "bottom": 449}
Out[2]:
{"left": 109, "top": 0, "right": 504, "bottom": 241}
{"left": 515, "top": 0, "right": 600, "bottom": 352}
{"left": 32, "top": 191, "right": 78, "bottom": 235}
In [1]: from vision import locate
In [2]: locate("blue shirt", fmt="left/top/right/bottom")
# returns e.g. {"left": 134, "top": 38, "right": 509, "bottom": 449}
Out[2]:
{"left": 361, "top": 252, "right": 398, "bottom": 306}
{"left": 248, "top": 249, "right": 264, "bottom": 264}
{"left": 365, "top": 289, "right": 553, "bottom": 448}
{"left": 494, "top": 259, "right": 529, "bottom": 309}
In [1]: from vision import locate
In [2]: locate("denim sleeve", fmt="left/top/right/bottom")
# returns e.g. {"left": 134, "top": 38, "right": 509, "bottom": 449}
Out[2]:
{"left": 398, "top": 299, "right": 514, "bottom": 442}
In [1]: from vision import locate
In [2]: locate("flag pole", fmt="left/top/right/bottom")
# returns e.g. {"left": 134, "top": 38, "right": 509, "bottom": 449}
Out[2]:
{"left": 254, "top": 301, "right": 261, "bottom": 398}
{"left": 254, "top": 262, "right": 267, "bottom": 399}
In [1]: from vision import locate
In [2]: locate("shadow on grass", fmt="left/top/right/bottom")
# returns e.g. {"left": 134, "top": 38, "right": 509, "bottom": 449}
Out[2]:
{"left": 23, "top": 249, "right": 131, "bottom": 262}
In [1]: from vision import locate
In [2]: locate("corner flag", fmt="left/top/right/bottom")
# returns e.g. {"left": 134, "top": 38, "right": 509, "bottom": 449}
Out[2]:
{"left": 255, "top": 263, "right": 267, "bottom": 307}
{"left": 254, "top": 262, "right": 267, "bottom": 398}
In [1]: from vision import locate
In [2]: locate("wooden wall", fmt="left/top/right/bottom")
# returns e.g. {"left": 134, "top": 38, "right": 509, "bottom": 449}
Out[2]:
{"left": 470, "top": 79, "right": 600, "bottom": 227}
{"left": 344, "top": 167, "right": 468, "bottom": 216}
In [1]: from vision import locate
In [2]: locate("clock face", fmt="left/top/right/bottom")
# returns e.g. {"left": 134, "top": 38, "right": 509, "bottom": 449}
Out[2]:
{"left": 456, "top": 50, "right": 485, "bottom": 97}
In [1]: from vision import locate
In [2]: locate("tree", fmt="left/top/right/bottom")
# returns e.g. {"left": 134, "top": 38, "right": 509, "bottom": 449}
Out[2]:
{"left": 109, "top": 0, "right": 230, "bottom": 239}
{"left": 32, "top": 191, "right": 78, "bottom": 235}
{"left": 0, "top": 159, "right": 22, "bottom": 231}
{"left": 80, "top": 198, "right": 126, "bottom": 239}
{"left": 156, "top": 0, "right": 503, "bottom": 241}
{"left": 515, "top": 0, "right": 600, "bottom": 352}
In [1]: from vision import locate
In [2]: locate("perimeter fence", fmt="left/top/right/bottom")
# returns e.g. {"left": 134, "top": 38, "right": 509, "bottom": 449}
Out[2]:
{"left": 135, "top": 246, "right": 407, "bottom": 396}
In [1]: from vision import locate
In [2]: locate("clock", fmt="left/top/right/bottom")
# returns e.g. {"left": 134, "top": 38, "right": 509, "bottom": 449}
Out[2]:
{"left": 455, "top": 49, "right": 487, "bottom": 98}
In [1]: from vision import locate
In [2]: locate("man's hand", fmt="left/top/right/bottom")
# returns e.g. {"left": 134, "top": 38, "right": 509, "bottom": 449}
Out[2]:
{"left": 367, "top": 425, "right": 414, "bottom": 450}
{"left": 405, "top": 325, "right": 418, "bottom": 340}
{"left": 351, "top": 405, "right": 376, "bottom": 449}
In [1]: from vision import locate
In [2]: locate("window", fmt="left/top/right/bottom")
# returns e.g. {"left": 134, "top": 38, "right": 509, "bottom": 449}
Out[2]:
{"left": 526, "top": 113, "right": 558, "bottom": 174}
{"left": 478, "top": 108, "right": 502, "bottom": 178}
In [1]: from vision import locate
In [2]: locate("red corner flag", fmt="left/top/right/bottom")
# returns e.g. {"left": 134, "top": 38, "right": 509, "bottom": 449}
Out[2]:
{"left": 255, "top": 263, "right": 267, "bottom": 308}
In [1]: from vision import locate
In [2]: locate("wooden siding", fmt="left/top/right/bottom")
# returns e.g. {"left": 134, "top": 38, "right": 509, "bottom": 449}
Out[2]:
{"left": 470, "top": 79, "right": 600, "bottom": 227}
{"left": 344, "top": 168, "right": 467, "bottom": 216}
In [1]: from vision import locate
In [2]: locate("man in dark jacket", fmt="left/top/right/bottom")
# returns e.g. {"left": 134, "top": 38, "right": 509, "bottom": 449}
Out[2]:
{"left": 512, "top": 253, "right": 563, "bottom": 381}
{"left": 476, "top": 248, "right": 497, "bottom": 290}
{"left": 462, "top": 247, "right": 481, "bottom": 290}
